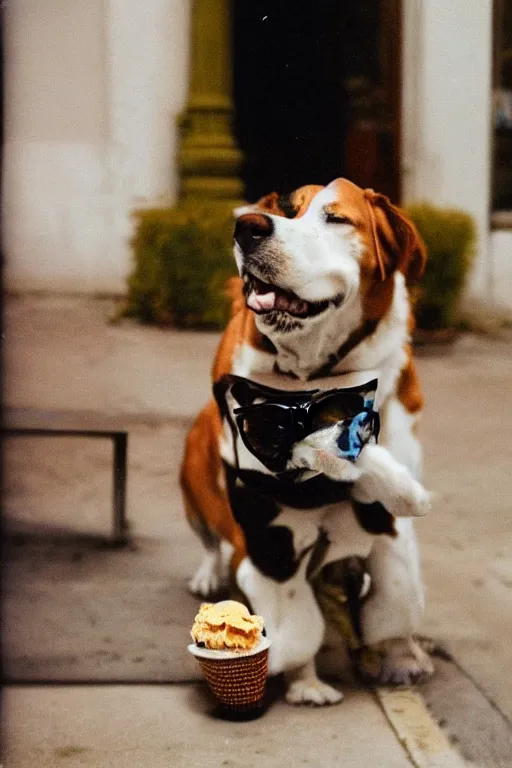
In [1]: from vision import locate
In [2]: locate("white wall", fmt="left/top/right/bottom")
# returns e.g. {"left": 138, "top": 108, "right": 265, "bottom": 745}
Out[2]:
{"left": 490, "top": 231, "right": 512, "bottom": 312}
{"left": 6, "top": 0, "right": 510, "bottom": 307}
{"left": 4, "top": 0, "right": 190, "bottom": 294}
{"left": 402, "top": 0, "right": 494, "bottom": 303}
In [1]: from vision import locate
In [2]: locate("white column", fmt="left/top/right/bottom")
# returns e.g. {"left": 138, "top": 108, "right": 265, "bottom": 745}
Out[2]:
{"left": 3, "top": 0, "right": 190, "bottom": 293}
{"left": 402, "top": 0, "right": 493, "bottom": 303}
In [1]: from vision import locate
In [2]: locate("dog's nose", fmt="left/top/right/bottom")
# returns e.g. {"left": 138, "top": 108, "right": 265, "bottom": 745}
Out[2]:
{"left": 234, "top": 213, "right": 274, "bottom": 254}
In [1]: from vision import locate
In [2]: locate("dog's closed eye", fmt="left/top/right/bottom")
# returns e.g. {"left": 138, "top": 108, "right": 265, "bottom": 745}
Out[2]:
{"left": 324, "top": 212, "right": 355, "bottom": 226}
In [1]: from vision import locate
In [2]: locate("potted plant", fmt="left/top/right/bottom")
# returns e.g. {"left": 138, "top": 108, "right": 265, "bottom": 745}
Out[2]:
{"left": 405, "top": 203, "right": 476, "bottom": 344}
{"left": 121, "top": 204, "right": 237, "bottom": 330}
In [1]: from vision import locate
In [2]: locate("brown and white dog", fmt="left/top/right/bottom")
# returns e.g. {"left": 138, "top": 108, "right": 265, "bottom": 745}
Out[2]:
{"left": 181, "top": 178, "right": 434, "bottom": 705}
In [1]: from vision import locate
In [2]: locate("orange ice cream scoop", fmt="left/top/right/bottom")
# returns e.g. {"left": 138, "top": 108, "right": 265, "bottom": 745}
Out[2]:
{"left": 191, "top": 600, "right": 264, "bottom": 651}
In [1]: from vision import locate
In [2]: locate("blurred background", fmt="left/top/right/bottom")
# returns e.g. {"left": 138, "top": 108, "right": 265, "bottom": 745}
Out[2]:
{"left": 2, "top": 2, "right": 512, "bottom": 766}
{"left": 3, "top": 0, "right": 512, "bottom": 310}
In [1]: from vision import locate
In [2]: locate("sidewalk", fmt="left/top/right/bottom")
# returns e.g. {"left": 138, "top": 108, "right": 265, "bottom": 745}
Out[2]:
{"left": 3, "top": 295, "right": 512, "bottom": 767}
{"left": 4, "top": 684, "right": 431, "bottom": 768}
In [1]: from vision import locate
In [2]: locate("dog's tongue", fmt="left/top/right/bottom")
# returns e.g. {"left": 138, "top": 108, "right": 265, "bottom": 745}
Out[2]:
{"left": 247, "top": 287, "right": 312, "bottom": 315}
{"left": 247, "top": 290, "right": 276, "bottom": 312}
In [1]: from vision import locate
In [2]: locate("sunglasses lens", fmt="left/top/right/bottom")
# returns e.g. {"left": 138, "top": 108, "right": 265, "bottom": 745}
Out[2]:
{"left": 311, "top": 393, "right": 365, "bottom": 431}
{"left": 239, "top": 406, "right": 291, "bottom": 460}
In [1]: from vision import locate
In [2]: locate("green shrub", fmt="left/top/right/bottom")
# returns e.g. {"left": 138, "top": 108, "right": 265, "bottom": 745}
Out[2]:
{"left": 406, "top": 203, "right": 476, "bottom": 330}
{"left": 124, "top": 200, "right": 476, "bottom": 332}
{"left": 123, "top": 204, "right": 237, "bottom": 329}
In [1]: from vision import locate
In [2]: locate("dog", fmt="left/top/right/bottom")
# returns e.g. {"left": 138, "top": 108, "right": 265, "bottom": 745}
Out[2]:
{"left": 181, "top": 178, "right": 434, "bottom": 704}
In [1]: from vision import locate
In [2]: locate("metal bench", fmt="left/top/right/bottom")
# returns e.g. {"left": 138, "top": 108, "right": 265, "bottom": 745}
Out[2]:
{"left": 3, "top": 408, "right": 130, "bottom": 545}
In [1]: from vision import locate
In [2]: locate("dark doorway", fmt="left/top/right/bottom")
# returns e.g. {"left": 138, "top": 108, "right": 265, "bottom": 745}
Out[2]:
{"left": 232, "top": 0, "right": 402, "bottom": 203}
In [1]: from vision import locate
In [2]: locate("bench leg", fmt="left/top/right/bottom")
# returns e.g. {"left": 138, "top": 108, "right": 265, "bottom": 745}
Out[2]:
{"left": 113, "top": 433, "right": 129, "bottom": 544}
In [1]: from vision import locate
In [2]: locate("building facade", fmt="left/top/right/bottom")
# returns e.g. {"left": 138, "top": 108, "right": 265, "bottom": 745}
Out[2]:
{"left": 4, "top": 0, "right": 511, "bottom": 313}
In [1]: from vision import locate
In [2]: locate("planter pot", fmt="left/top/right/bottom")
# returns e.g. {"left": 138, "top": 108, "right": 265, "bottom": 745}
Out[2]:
{"left": 413, "top": 327, "right": 460, "bottom": 348}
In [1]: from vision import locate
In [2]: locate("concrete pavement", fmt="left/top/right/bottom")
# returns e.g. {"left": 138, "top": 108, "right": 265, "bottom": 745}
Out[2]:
{"left": 4, "top": 684, "right": 422, "bottom": 768}
{"left": 3, "top": 295, "right": 512, "bottom": 767}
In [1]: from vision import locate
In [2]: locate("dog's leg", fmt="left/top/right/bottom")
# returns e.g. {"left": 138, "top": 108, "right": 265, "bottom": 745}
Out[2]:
{"left": 358, "top": 517, "right": 434, "bottom": 684}
{"left": 357, "top": 398, "right": 434, "bottom": 684}
{"left": 183, "top": 483, "right": 231, "bottom": 597}
{"left": 236, "top": 556, "right": 343, "bottom": 705}
{"left": 181, "top": 401, "right": 246, "bottom": 597}
{"left": 291, "top": 429, "right": 430, "bottom": 518}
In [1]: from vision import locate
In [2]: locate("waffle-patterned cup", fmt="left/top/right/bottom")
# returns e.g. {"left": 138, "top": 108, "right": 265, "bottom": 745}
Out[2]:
{"left": 188, "top": 638, "right": 271, "bottom": 719}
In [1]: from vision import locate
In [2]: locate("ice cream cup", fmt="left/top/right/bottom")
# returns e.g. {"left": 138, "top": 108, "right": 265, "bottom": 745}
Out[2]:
{"left": 188, "top": 638, "right": 271, "bottom": 720}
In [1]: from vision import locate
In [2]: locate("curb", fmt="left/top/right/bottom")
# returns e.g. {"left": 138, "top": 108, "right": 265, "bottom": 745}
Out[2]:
{"left": 377, "top": 688, "right": 468, "bottom": 767}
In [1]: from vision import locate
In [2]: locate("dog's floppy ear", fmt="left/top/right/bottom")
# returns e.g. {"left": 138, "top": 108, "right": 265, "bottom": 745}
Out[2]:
{"left": 236, "top": 185, "right": 325, "bottom": 220}
{"left": 255, "top": 191, "right": 287, "bottom": 216}
{"left": 289, "top": 185, "right": 325, "bottom": 218}
{"left": 234, "top": 191, "right": 290, "bottom": 220}
{"left": 250, "top": 185, "right": 325, "bottom": 220}
{"left": 365, "top": 190, "right": 427, "bottom": 283}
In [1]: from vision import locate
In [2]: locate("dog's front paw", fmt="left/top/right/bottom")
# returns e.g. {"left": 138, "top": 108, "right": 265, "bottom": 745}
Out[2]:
{"left": 391, "top": 479, "right": 432, "bottom": 519}
{"left": 286, "top": 677, "right": 344, "bottom": 706}
{"left": 188, "top": 551, "right": 226, "bottom": 597}
{"left": 353, "top": 445, "right": 431, "bottom": 518}
{"left": 357, "top": 637, "right": 434, "bottom": 686}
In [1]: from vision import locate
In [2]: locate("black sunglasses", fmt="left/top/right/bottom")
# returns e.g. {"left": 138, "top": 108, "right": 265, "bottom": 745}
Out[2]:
{"left": 219, "top": 376, "right": 378, "bottom": 474}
